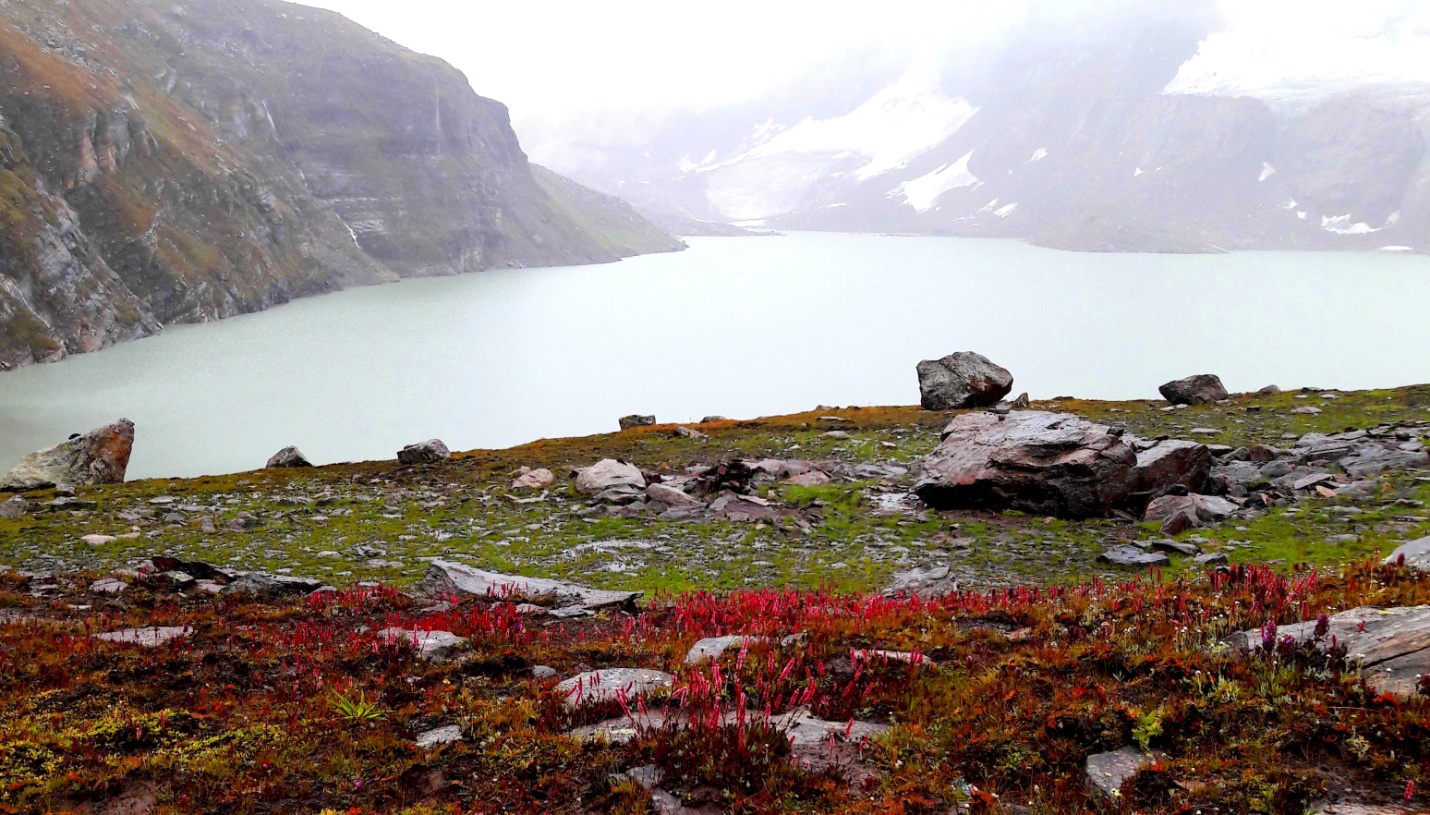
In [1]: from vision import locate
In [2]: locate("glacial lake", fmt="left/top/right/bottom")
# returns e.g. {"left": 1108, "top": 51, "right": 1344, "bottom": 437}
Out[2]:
{"left": 2, "top": 232, "right": 1428, "bottom": 480}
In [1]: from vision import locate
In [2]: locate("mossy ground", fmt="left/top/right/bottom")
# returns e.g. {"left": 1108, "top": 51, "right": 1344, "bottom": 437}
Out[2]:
{"left": 2, "top": 386, "right": 1427, "bottom": 594}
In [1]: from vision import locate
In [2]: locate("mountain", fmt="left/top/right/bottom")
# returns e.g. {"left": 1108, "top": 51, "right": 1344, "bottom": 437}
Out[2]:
{"left": 0, "top": 0, "right": 681, "bottom": 371}
{"left": 539, "top": 15, "right": 1430, "bottom": 256}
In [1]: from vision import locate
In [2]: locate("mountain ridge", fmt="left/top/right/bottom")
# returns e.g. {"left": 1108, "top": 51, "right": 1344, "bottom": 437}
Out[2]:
{"left": 0, "top": 0, "right": 681, "bottom": 371}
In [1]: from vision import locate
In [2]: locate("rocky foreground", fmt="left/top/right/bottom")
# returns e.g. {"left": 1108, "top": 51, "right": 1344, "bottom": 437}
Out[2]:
{"left": 0, "top": 383, "right": 1429, "bottom": 813}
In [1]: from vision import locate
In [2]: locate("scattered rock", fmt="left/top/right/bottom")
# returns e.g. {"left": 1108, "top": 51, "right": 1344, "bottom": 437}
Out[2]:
{"left": 418, "top": 559, "right": 640, "bottom": 610}
{"left": 532, "top": 665, "right": 558, "bottom": 680}
{"left": 397, "top": 439, "right": 450, "bottom": 465}
{"left": 94, "top": 626, "right": 192, "bottom": 647}
{"left": 1193, "top": 552, "right": 1229, "bottom": 565}
{"left": 0, "top": 496, "right": 31, "bottom": 519}
{"left": 1151, "top": 539, "right": 1201, "bottom": 556}
{"left": 1160, "top": 511, "right": 1196, "bottom": 536}
{"left": 1097, "top": 546, "right": 1170, "bottom": 569}
{"left": 414, "top": 724, "right": 463, "bottom": 748}
{"left": 917, "top": 351, "right": 1014, "bottom": 410}
{"left": 1, "top": 419, "right": 135, "bottom": 491}
{"left": 619, "top": 414, "right": 657, "bottom": 430}
{"left": 566, "top": 709, "right": 670, "bottom": 742}
{"left": 786, "top": 470, "right": 833, "bottom": 487}
{"left": 376, "top": 627, "right": 467, "bottom": 661}
{"left": 265, "top": 446, "right": 312, "bottom": 468}
{"left": 1159, "top": 374, "right": 1228, "bottom": 405}
{"left": 916, "top": 411, "right": 1149, "bottom": 519}
{"left": 1230, "top": 606, "right": 1430, "bottom": 698}
{"left": 1086, "top": 746, "right": 1164, "bottom": 798}
{"left": 684, "top": 635, "right": 765, "bottom": 665}
{"left": 555, "top": 668, "right": 674, "bottom": 708}
{"left": 574, "top": 459, "right": 645, "bottom": 496}
{"left": 674, "top": 425, "right": 707, "bottom": 439}
{"left": 511, "top": 467, "right": 556, "bottom": 490}
{"left": 884, "top": 561, "right": 956, "bottom": 597}
{"left": 81, "top": 534, "right": 117, "bottom": 547}
{"left": 89, "top": 578, "right": 128, "bottom": 595}
{"left": 220, "top": 572, "right": 324, "bottom": 600}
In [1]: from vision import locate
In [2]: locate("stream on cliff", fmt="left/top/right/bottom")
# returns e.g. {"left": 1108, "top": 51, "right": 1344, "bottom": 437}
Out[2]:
{"left": 2, "top": 232, "right": 1428, "bottom": 479}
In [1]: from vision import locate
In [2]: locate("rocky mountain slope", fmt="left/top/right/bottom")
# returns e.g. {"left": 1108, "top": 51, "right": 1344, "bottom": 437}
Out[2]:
{"left": 0, "top": 0, "right": 680, "bottom": 370}
{"left": 544, "top": 16, "right": 1430, "bottom": 255}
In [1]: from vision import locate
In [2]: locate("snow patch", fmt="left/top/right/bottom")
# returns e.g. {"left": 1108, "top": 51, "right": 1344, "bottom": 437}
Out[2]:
{"left": 994, "top": 202, "right": 1018, "bottom": 218}
{"left": 1378, "top": 245, "right": 1414, "bottom": 252}
{"left": 1027, "top": 148, "right": 1048, "bottom": 163}
{"left": 892, "top": 151, "right": 979, "bottom": 212}
{"left": 1282, "top": 198, "right": 1297, "bottom": 210}
{"left": 1297, "top": 211, "right": 1307, "bottom": 220}
{"left": 1321, "top": 214, "right": 1380, "bottom": 235}
{"left": 1133, "top": 167, "right": 1144, "bottom": 177}
{"left": 1259, "top": 162, "right": 1276, "bottom": 181}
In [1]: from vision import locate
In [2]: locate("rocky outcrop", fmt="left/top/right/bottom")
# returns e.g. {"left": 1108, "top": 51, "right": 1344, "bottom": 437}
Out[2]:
{"left": 1230, "top": 606, "right": 1430, "bottom": 699}
{"left": 1159, "top": 374, "right": 1229, "bottom": 405}
{"left": 915, "top": 411, "right": 1146, "bottom": 518}
{"left": 0, "top": 0, "right": 680, "bottom": 370}
{"left": 916, "top": 352, "right": 1014, "bottom": 410}
{"left": 0, "top": 419, "right": 134, "bottom": 490}
{"left": 619, "top": 415, "right": 657, "bottom": 430}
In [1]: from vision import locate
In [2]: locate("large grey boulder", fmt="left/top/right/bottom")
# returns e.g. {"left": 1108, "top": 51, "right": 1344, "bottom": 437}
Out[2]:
{"left": 397, "top": 439, "right": 450, "bottom": 465}
{"left": 574, "top": 459, "right": 645, "bottom": 496}
{"left": 1, "top": 419, "right": 134, "bottom": 491}
{"left": 265, "top": 446, "right": 312, "bottom": 468}
{"left": 1131, "top": 439, "right": 1212, "bottom": 495}
{"left": 914, "top": 411, "right": 1138, "bottom": 518}
{"left": 419, "top": 559, "right": 640, "bottom": 610}
{"left": 1229, "top": 606, "right": 1430, "bottom": 699}
{"left": 1387, "top": 537, "right": 1430, "bottom": 572}
{"left": 916, "top": 352, "right": 1014, "bottom": 410}
{"left": 619, "top": 414, "right": 657, "bottom": 430}
{"left": 1159, "top": 374, "right": 1228, "bottom": 405}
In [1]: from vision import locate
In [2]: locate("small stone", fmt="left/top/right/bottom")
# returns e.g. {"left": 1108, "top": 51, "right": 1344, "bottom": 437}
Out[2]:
{"left": 376, "top": 628, "right": 468, "bottom": 661}
{"left": 532, "top": 665, "right": 558, "bottom": 680}
{"left": 414, "top": 725, "right": 463, "bottom": 749}
{"left": 81, "top": 534, "right": 117, "bottom": 547}
{"left": 1097, "top": 546, "right": 1170, "bottom": 568}
{"left": 1193, "top": 552, "right": 1229, "bottom": 565}
{"left": 822, "top": 430, "right": 851, "bottom": 440}
{"left": 1086, "top": 747, "right": 1163, "bottom": 798}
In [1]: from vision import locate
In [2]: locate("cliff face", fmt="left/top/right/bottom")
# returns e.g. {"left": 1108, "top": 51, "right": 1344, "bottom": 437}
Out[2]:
{"left": 0, "top": 0, "right": 680, "bottom": 369}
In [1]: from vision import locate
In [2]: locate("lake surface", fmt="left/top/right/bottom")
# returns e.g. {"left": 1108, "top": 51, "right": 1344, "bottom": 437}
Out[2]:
{"left": 2, "top": 233, "right": 1428, "bottom": 480}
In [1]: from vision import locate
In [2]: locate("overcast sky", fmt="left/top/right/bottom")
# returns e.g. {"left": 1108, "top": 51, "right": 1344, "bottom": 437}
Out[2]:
{"left": 296, "top": 0, "right": 1430, "bottom": 125}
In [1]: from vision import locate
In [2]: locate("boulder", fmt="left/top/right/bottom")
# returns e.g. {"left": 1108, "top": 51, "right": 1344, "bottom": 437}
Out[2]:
{"left": 397, "top": 439, "right": 450, "bottom": 465}
{"left": 916, "top": 352, "right": 1014, "bottom": 410}
{"left": 0, "top": 496, "right": 31, "bottom": 519}
{"left": 418, "top": 559, "right": 640, "bottom": 610}
{"left": 1, "top": 419, "right": 134, "bottom": 491}
{"left": 511, "top": 467, "right": 556, "bottom": 490}
{"left": 884, "top": 561, "right": 956, "bottom": 597}
{"left": 1387, "top": 537, "right": 1430, "bottom": 572}
{"left": 1229, "top": 606, "right": 1430, "bottom": 699}
{"left": 786, "top": 470, "right": 833, "bottom": 487}
{"left": 619, "top": 415, "right": 657, "bottom": 430}
{"left": 1131, "top": 439, "right": 1212, "bottom": 496}
{"left": 914, "top": 411, "right": 1139, "bottom": 518}
{"left": 645, "top": 482, "right": 703, "bottom": 511}
{"left": 1143, "top": 494, "right": 1239, "bottom": 526}
{"left": 555, "top": 668, "right": 673, "bottom": 708}
{"left": 265, "top": 446, "right": 312, "bottom": 468}
{"left": 684, "top": 635, "right": 766, "bottom": 665}
{"left": 1159, "top": 374, "right": 1228, "bottom": 405}
{"left": 574, "top": 459, "right": 645, "bottom": 496}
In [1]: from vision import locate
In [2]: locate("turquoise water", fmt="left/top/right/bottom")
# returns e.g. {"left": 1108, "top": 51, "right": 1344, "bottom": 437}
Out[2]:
{"left": 1, "top": 233, "right": 1427, "bottom": 479}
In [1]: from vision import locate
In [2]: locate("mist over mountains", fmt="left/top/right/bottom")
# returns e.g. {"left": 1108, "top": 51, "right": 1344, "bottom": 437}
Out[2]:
{"left": 532, "top": 4, "right": 1430, "bottom": 253}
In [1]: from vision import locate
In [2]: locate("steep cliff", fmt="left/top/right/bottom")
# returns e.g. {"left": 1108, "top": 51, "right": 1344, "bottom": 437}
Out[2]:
{"left": 0, "top": 0, "right": 680, "bottom": 369}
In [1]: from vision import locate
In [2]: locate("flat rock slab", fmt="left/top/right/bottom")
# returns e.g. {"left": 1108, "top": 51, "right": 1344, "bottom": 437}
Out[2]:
{"left": 684, "top": 635, "right": 766, "bottom": 665}
{"left": 419, "top": 559, "right": 639, "bottom": 610}
{"left": 94, "top": 626, "right": 192, "bottom": 647}
{"left": 376, "top": 628, "right": 467, "bottom": 661}
{"left": 556, "top": 668, "right": 673, "bottom": 708}
{"left": 1098, "top": 546, "right": 1170, "bottom": 569}
{"left": 414, "top": 725, "right": 463, "bottom": 748}
{"left": 1387, "top": 537, "right": 1430, "bottom": 572}
{"left": 1086, "top": 746, "right": 1164, "bottom": 798}
{"left": 567, "top": 710, "right": 671, "bottom": 743}
{"left": 1230, "top": 606, "right": 1430, "bottom": 698}
{"left": 89, "top": 578, "right": 128, "bottom": 595}
{"left": 884, "top": 561, "right": 956, "bottom": 598}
